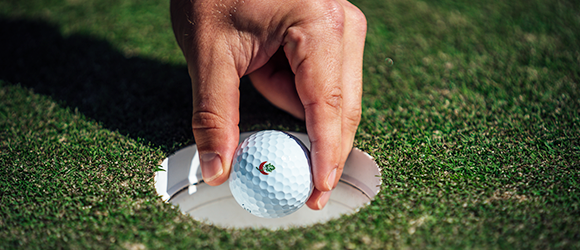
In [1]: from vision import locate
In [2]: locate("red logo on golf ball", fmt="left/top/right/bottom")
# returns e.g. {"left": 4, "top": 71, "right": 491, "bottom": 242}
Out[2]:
{"left": 257, "top": 161, "right": 276, "bottom": 175}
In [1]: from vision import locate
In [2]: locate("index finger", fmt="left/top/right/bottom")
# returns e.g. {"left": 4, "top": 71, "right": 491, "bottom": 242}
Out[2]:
{"left": 283, "top": 2, "right": 346, "bottom": 192}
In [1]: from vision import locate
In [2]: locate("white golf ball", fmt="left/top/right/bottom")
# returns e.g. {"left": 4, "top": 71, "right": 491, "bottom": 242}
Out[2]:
{"left": 229, "top": 130, "right": 313, "bottom": 218}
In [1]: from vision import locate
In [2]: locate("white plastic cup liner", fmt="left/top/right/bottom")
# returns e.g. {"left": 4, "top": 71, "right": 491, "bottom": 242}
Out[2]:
{"left": 155, "top": 132, "right": 381, "bottom": 229}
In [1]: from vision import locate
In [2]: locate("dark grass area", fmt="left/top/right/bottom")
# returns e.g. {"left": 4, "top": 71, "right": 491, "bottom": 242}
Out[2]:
{"left": 0, "top": 18, "right": 304, "bottom": 153}
{"left": 1, "top": 0, "right": 580, "bottom": 248}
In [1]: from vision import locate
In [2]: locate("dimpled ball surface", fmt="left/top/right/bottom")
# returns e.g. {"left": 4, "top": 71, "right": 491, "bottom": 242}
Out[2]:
{"left": 229, "top": 130, "right": 313, "bottom": 218}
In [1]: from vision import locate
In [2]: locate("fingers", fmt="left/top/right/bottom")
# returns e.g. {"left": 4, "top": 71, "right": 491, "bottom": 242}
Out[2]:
{"left": 333, "top": 0, "right": 366, "bottom": 189}
{"left": 284, "top": 0, "right": 366, "bottom": 208}
{"left": 306, "top": 189, "right": 332, "bottom": 210}
{"left": 284, "top": 16, "right": 344, "bottom": 193}
{"left": 170, "top": 0, "right": 366, "bottom": 206}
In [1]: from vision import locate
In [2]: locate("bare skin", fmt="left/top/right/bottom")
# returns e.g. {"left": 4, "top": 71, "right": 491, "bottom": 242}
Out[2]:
{"left": 170, "top": 0, "right": 366, "bottom": 210}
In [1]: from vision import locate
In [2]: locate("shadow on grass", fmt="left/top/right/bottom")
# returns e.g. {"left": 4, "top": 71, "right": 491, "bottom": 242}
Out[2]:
{"left": 0, "top": 18, "right": 302, "bottom": 153}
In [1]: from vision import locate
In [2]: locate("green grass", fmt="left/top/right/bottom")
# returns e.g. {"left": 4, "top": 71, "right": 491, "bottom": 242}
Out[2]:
{"left": 1, "top": 0, "right": 579, "bottom": 248}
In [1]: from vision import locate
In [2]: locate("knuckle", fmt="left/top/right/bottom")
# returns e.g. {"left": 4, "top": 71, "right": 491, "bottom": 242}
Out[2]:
{"left": 303, "top": 85, "right": 343, "bottom": 111}
{"left": 325, "top": 89, "right": 343, "bottom": 110}
{"left": 344, "top": 106, "right": 362, "bottom": 128}
{"left": 348, "top": 7, "right": 367, "bottom": 35}
{"left": 311, "top": 0, "right": 346, "bottom": 35}
{"left": 191, "top": 110, "right": 227, "bottom": 130}
{"left": 325, "top": 2, "right": 346, "bottom": 22}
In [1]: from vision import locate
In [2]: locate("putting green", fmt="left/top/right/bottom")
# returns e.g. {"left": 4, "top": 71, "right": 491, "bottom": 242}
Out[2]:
{"left": 1, "top": 0, "right": 579, "bottom": 248}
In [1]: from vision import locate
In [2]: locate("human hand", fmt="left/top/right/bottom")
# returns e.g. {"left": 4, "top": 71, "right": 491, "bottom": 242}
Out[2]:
{"left": 170, "top": 0, "right": 366, "bottom": 210}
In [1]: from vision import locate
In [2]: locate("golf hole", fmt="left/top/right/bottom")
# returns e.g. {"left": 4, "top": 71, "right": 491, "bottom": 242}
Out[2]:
{"left": 155, "top": 132, "right": 381, "bottom": 229}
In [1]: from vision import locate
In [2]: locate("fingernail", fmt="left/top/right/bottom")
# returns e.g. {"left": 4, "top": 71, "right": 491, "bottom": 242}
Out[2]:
{"left": 200, "top": 152, "right": 223, "bottom": 183}
{"left": 316, "top": 191, "right": 332, "bottom": 209}
{"left": 326, "top": 168, "right": 337, "bottom": 190}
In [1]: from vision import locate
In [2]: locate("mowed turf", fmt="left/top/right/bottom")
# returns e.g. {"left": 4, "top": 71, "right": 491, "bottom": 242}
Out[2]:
{"left": 1, "top": 0, "right": 579, "bottom": 248}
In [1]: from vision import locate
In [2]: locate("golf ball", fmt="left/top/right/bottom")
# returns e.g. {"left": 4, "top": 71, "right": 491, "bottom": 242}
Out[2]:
{"left": 229, "top": 130, "right": 313, "bottom": 218}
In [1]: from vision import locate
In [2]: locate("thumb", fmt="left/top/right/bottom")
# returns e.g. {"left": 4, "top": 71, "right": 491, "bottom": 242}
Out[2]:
{"left": 170, "top": 0, "right": 241, "bottom": 186}
{"left": 190, "top": 50, "right": 240, "bottom": 186}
